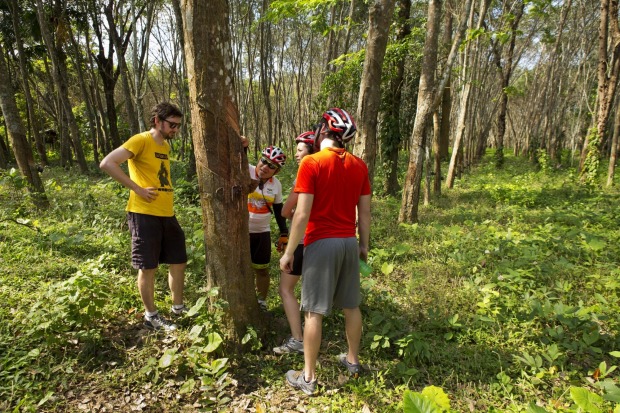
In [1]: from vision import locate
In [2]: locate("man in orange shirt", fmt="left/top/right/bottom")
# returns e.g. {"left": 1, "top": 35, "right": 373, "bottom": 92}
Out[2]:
{"left": 100, "top": 102, "right": 187, "bottom": 332}
{"left": 280, "top": 108, "right": 371, "bottom": 395}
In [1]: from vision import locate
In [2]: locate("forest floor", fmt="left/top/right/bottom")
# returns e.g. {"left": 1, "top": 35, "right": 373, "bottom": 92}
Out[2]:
{"left": 1, "top": 153, "right": 620, "bottom": 412}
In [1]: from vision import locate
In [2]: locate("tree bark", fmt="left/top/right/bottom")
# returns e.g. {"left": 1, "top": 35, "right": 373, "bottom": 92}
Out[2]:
{"left": 181, "top": 0, "right": 263, "bottom": 344}
{"left": 400, "top": 0, "right": 472, "bottom": 222}
{"left": 607, "top": 98, "right": 620, "bottom": 186}
{"left": 35, "top": 0, "right": 89, "bottom": 173}
{"left": 0, "top": 44, "right": 48, "bottom": 207}
{"left": 8, "top": 0, "right": 48, "bottom": 166}
{"left": 384, "top": 0, "right": 412, "bottom": 196}
{"left": 399, "top": 0, "right": 442, "bottom": 223}
{"left": 354, "top": 0, "right": 396, "bottom": 185}
{"left": 580, "top": 0, "right": 620, "bottom": 177}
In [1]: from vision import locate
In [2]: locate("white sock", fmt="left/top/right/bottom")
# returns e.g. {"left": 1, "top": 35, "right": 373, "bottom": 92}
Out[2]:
{"left": 172, "top": 304, "right": 185, "bottom": 310}
{"left": 145, "top": 310, "right": 158, "bottom": 319}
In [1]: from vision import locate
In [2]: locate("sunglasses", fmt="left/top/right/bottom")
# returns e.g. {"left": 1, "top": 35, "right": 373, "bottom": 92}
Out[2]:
{"left": 260, "top": 157, "right": 279, "bottom": 170}
{"left": 163, "top": 119, "right": 181, "bottom": 129}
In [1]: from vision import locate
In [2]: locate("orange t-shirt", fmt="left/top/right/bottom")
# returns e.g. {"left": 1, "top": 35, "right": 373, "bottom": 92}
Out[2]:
{"left": 294, "top": 147, "right": 370, "bottom": 246}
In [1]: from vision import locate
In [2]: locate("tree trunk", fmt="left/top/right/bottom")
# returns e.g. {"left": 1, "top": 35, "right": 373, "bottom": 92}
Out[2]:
{"left": 354, "top": 0, "right": 396, "bottom": 185}
{"left": 104, "top": 0, "right": 143, "bottom": 136}
{"left": 580, "top": 0, "right": 620, "bottom": 178}
{"left": 399, "top": 0, "right": 442, "bottom": 223}
{"left": 384, "top": 0, "right": 412, "bottom": 196}
{"left": 400, "top": 0, "right": 472, "bottom": 222}
{"left": 492, "top": 0, "right": 524, "bottom": 168}
{"left": 8, "top": 0, "right": 47, "bottom": 166}
{"left": 35, "top": 0, "right": 89, "bottom": 173}
{"left": 260, "top": 0, "right": 273, "bottom": 146}
{"left": 0, "top": 45, "right": 48, "bottom": 207}
{"left": 607, "top": 99, "right": 620, "bottom": 186}
{"left": 181, "top": 0, "right": 263, "bottom": 344}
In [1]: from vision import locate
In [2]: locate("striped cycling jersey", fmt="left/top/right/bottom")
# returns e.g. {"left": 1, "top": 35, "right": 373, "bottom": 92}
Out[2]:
{"left": 248, "top": 164, "right": 283, "bottom": 233}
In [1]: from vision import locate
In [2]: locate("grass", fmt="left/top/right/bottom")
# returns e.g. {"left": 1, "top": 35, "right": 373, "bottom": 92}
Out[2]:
{"left": 1, "top": 152, "right": 619, "bottom": 412}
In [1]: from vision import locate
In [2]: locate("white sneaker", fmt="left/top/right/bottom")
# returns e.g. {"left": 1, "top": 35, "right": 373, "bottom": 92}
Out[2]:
{"left": 273, "top": 337, "right": 304, "bottom": 355}
{"left": 144, "top": 314, "right": 177, "bottom": 331}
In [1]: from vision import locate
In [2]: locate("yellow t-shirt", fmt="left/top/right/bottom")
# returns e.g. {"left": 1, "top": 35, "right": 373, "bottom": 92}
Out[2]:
{"left": 122, "top": 131, "right": 174, "bottom": 217}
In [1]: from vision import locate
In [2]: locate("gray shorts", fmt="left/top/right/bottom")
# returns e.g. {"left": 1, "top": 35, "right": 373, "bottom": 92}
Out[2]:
{"left": 301, "top": 237, "right": 360, "bottom": 315}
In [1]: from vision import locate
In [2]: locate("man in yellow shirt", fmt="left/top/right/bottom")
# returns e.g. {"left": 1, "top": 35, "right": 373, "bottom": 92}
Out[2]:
{"left": 100, "top": 102, "right": 187, "bottom": 331}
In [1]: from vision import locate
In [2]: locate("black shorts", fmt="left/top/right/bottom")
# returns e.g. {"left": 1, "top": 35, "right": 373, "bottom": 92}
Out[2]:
{"left": 127, "top": 212, "right": 187, "bottom": 269}
{"left": 250, "top": 232, "right": 271, "bottom": 269}
{"left": 290, "top": 243, "right": 304, "bottom": 276}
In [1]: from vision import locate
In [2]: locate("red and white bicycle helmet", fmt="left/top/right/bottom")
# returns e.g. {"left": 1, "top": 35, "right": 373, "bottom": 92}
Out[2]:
{"left": 261, "top": 145, "right": 286, "bottom": 168}
{"left": 295, "top": 131, "right": 315, "bottom": 145}
{"left": 321, "top": 108, "right": 357, "bottom": 143}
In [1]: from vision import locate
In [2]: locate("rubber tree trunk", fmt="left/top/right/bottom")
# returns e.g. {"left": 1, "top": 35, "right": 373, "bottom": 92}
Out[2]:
{"left": 354, "top": 0, "right": 396, "bottom": 185}
{"left": 35, "top": 0, "right": 89, "bottom": 173}
{"left": 0, "top": 45, "right": 48, "bottom": 208}
{"left": 181, "top": 0, "right": 264, "bottom": 345}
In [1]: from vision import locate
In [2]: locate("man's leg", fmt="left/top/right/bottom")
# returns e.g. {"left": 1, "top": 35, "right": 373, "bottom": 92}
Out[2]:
{"left": 279, "top": 272, "right": 303, "bottom": 340}
{"left": 342, "top": 307, "right": 362, "bottom": 365}
{"left": 138, "top": 268, "right": 157, "bottom": 313}
{"left": 168, "top": 263, "right": 186, "bottom": 306}
{"left": 255, "top": 268, "right": 270, "bottom": 301}
{"left": 303, "top": 311, "right": 323, "bottom": 381}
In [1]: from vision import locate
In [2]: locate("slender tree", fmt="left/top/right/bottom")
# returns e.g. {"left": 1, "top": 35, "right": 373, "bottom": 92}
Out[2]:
{"left": 354, "top": 0, "right": 396, "bottom": 184}
{"left": 0, "top": 43, "right": 48, "bottom": 207}
{"left": 35, "top": 0, "right": 89, "bottom": 172}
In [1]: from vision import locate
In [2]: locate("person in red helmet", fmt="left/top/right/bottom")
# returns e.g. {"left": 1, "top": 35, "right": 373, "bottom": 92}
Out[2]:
{"left": 248, "top": 145, "right": 288, "bottom": 310}
{"left": 273, "top": 131, "right": 315, "bottom": 355}
{"left": 280, "top": 108, "right": 371, "bottom": 395}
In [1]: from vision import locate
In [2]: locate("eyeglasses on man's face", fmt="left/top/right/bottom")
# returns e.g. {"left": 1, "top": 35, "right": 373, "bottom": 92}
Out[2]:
{"left": 260, "top": 157, "right": 279, "bottom": 170}
{"left": 162, "top": 119, "right": 181, "bottom": 129}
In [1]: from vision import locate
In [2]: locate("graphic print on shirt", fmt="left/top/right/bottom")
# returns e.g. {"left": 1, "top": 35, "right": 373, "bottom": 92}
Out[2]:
{"left": 155, "top": 152, "right": 171, "bottom": 188}
{"left": 248, "top": 185, "right": 275, "bottom": 214}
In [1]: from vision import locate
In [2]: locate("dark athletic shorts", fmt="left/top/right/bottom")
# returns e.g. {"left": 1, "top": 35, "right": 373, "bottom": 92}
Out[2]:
{"left": 290, "top": 243, "right": 304, "bottom": 276}
{"left": 127, "top": 212, "right": 187, "bottom": 270}
{"left": 250, "top": 231, "right": 271, "bottom": 269}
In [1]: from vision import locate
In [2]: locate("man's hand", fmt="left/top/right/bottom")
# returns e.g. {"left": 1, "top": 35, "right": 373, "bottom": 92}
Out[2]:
{"left": 136, "top": 186, "right": 159, "bottom": 202}
{"left": 359, "top": 244, "right": 368, "bottom": 262}
{"left": 276, "top": 233, "right": 288, "bottom": 253}
{"left": 280, "top": 252, "right": 294, "bottom": 273}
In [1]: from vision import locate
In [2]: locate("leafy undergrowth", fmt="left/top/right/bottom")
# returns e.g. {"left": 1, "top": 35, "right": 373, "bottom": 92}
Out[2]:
{"left": 1, "top": 154, "right": 619, "bottom": 412}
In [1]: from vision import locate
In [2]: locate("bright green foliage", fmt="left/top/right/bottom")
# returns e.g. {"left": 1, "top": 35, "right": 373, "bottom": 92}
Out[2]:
{"left": 403, "top": 386, "right": 451, "bottom": 413}
{"left": 2, "top": 153, "right": 620, "bottom": 411}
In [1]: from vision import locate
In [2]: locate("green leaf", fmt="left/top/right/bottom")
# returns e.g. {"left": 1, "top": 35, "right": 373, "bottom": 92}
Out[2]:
{"left": 526, "top": 401, "right": 549, "bottom": 413}
{"left": 179, "top": 378, "right": 196, "bottom": 394}
{"left": 421, "top": 385, "right": 450, "bottom": 410}
{"left": 381, "top": 262, "right": 394, "bottom": 275}
{"left": 158, "top": 348, "right": 178, "bottom": 369}
{"left": 403, "top": 390, "right": 442, "bottom": 413}
{"left": 187, "top": 296, "right": 207, "bottom": 317}
{"left": 585, "top": 237, "right": 606, "bottom": 251}
{"left": 609, "top": 351, "right": 620, "bottom": 358}
{"left": 37, "top": 391, "right": 54, "bottom": 407}
{"left": 188, "top": 325, "right": 204, "bottom": 342}
{"left": 570, "top": 387, "right": 603, "bottom": 413}
{"left": 206, "top": 332, "right": 223, "bottom": 353}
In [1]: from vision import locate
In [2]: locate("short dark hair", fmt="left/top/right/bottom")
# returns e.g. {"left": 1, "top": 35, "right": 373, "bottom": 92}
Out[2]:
{"left": 316, "top": 120, "right": 344, "bottom": 148}
{"left": 149, "top": 102, "right": 183, "bottom": 127}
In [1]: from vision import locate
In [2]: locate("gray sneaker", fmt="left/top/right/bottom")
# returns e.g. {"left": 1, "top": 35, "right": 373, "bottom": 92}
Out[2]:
{"left": 144, "top": 314, "right": 177, "bottom": 331}
{"left": 171, "top": 305, "right": 188, "bottom": 316}
{"left": 338, "top": 354, "right": 362, "bottom": 377}
{"left": 273, "top": 337, "right": 304, "bottom": 355}
{"left": 285, "top": 370, "right": 317, "bottom": 395}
